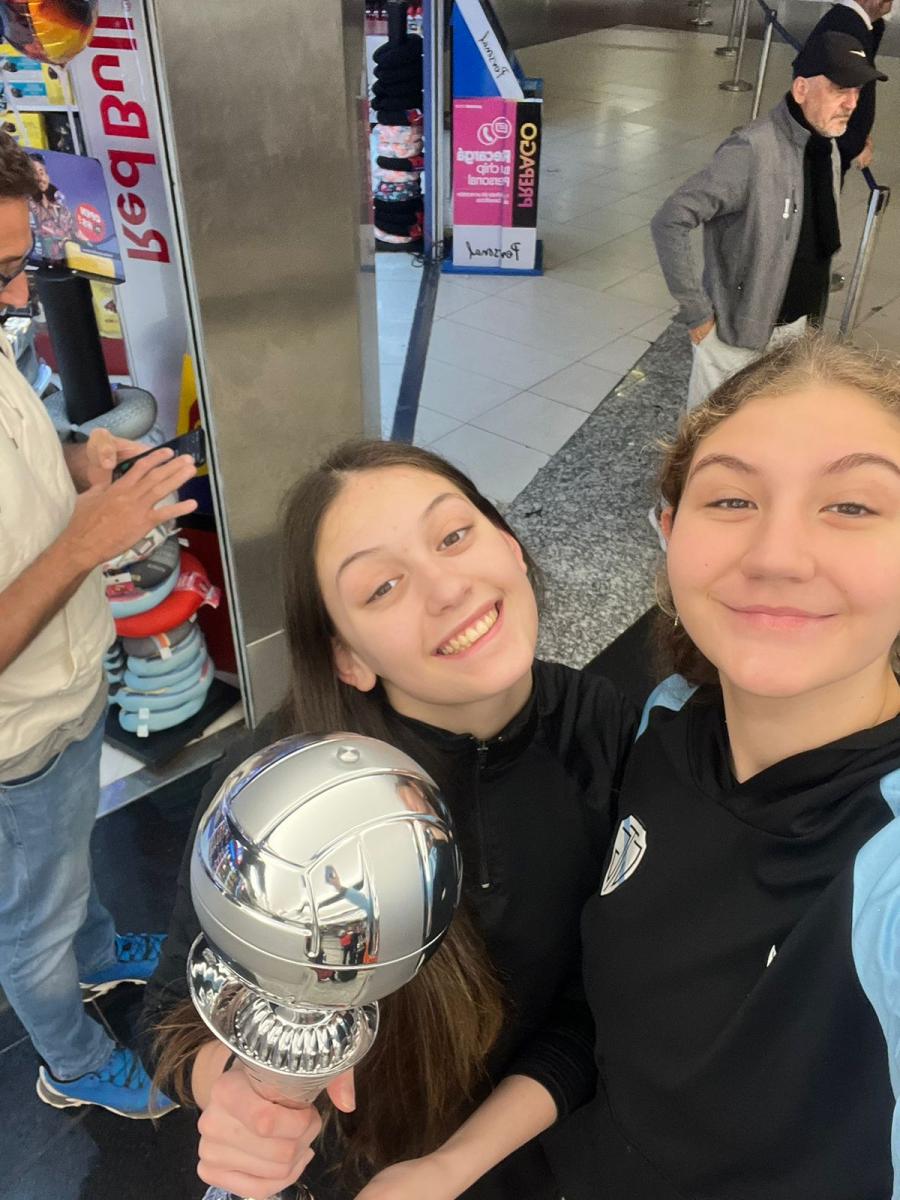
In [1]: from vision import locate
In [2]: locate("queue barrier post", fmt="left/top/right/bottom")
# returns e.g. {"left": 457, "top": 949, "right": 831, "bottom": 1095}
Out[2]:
{"left": 716, "top": 0, "right": 742, "bottom": 55}
{"left": 839, "top": 173, "right": 892, "bottom": 337}
{"left": 749, "top": 8, "right": 775, "bottom": 121}
{"left": 720, "top": 0, "right": 753, "bottom": 92}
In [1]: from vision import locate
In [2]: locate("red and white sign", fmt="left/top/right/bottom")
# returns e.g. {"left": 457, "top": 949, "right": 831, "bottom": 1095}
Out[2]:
{"left": 76, "top": 202, "right": 106, "bottom": 243}
{"left": 69, "top": 1, "right": 189, "bottom": 435}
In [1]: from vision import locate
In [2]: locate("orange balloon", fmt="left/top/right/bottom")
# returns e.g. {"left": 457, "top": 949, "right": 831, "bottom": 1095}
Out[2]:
{"left": 1, "top": 0, "right": 98, "bottom": 66}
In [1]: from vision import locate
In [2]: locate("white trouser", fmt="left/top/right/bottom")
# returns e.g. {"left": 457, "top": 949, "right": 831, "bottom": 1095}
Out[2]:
{"left": 686, "top": 316, "right": 807, "bottom": 410}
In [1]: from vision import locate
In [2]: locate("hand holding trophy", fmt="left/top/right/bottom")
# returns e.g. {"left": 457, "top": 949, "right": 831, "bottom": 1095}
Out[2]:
{"left": 187, "top": 733, "right": 461, "bottom": 1200}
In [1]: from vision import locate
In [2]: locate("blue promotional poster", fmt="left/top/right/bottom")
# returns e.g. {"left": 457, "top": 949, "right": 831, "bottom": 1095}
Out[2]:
{"left": 25, "top": 147, "right": 124, "bottom": 282}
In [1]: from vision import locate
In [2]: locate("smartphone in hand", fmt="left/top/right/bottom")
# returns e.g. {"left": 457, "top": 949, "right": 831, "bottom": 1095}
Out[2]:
{"left": 113, "top": 428, "right": 207, "bottom": 481}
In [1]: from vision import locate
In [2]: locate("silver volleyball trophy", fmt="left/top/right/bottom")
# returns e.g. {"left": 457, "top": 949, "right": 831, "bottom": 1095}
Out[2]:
{"left": 188, "top": 733, "right": 461, "bottom": 1200}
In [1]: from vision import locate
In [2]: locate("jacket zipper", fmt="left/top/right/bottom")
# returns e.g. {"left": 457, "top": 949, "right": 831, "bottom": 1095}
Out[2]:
{"left": 785, "top": 187, "right": 796, "bottom": 242}
{"left": 474, "top": 740, "right": 492, "bottom": 890}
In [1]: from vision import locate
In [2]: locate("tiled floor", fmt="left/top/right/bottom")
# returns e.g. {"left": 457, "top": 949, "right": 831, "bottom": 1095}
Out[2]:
{"left": 376, "top": 252, "right": 424, "bottom": 436}
{"left": 411, "top": 24, "right": 900, "bottom": 505}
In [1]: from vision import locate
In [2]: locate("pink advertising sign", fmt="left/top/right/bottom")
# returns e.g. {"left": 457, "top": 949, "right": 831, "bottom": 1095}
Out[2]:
{"left": 452, "top": 96, "right": 541, "bottom": 271}
{"left": 453, "top": 98, "right": 515, "bottom": 225}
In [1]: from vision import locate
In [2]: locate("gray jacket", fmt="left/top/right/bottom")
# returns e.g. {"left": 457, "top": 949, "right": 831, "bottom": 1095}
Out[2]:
{"left": 651, "top": 98, "right": 841, "bottom": 351}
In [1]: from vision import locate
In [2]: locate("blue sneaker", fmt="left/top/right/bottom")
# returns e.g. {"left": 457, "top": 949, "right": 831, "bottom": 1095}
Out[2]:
{"left": 80, "top": 932, "right": 166, "bottom": 1002}
{"left": 36, "top": 1046, "right": 178, "bottom": 1119}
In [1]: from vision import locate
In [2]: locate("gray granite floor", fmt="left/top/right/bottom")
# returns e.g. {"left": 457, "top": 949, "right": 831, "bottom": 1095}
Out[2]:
{"left": 507, "top": 320, "right": 692, "bottom": 665}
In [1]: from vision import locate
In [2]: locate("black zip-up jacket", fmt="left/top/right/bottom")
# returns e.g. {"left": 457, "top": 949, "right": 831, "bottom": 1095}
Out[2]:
{"left": 546, "top": 676, "right": 900, "bottom": 1200}
{"left": 808, "top": 4, "right": 885, "bottom": 173}
{"left": 142, "top": 660, "right": 635, "bottom": 1199}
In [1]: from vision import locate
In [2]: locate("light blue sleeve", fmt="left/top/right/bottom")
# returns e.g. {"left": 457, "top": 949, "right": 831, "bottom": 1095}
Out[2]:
{"left": 851, "top": 768, "right": 900, "bottom": 1199}
{"left": 635, "top": 674, "right": 697, "bottom": 742}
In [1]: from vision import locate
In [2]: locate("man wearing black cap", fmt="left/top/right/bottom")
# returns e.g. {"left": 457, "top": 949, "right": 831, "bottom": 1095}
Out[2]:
{"left": 805, "top": 0, "right": 892, "bottom": 175}
{"left": 651, "top": 31, "right": 887, "bottom": 408}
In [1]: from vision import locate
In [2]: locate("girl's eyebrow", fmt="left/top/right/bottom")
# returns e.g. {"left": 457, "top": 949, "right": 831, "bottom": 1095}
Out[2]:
{"left": 824, "top": 453, "right": 900, "bottom": 478}
{"left": 688, "top": 452, "right": 900, "bottom": 484}
{"left": 335, "top": 493, "right": 463, "bottom": 581}
{"left": 688, "top": 453, "right": 756, "bottom": 482}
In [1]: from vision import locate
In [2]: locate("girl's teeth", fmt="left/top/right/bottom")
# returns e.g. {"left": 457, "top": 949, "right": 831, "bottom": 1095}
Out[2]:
{"left": 439, "top": 607, "right": 498, "bottom": 656}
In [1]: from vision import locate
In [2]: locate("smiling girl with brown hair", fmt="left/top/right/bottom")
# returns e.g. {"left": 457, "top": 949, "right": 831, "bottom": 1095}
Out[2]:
{"left": 145, "top": 440, "right": 636, "bottom": 1200}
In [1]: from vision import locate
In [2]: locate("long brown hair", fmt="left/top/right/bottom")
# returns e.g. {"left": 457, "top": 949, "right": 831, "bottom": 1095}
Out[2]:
{"left": 155, "top": 440, "right": 545, "bottom": 1181}
{"left": 654, "top": 332, "right": 900, "bottom": 684}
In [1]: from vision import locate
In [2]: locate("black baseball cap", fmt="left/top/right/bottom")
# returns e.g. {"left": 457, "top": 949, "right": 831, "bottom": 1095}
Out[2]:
{"left": 793, "top": 31, "right": 888, "bottom": 86}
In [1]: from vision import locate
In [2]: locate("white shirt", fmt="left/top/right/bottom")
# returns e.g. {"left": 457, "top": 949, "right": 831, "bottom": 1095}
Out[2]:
{"left": 837, "top": 0, "right": 874, "bottom": 30}
{"left": 0, "top": 331, "right": 113, "bottom": 763}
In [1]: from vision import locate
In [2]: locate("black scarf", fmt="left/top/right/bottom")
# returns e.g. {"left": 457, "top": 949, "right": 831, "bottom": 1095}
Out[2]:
{"left": 786, "top": 93, "right": 841, "bottom": 258}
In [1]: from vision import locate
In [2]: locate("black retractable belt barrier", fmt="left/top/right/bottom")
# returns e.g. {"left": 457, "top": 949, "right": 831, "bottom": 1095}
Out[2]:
{"left": 750, "top": 0, "right": 801, "bottom": 120}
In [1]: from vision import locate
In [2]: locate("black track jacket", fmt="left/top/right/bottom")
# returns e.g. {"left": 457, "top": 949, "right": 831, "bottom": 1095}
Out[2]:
{"left": 546, "top": 675, "right": 900, "bottom": 1200}
{"left": 142, "top": 660, "right": 635, "bottom": 1199}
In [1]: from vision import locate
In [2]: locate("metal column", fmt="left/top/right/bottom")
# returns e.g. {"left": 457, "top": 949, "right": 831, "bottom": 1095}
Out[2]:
{"left": 143, "top": 0, "right": 380, "bottom": 725}
{"left": 423, "top": 0, "right": 446, "bottom": 260}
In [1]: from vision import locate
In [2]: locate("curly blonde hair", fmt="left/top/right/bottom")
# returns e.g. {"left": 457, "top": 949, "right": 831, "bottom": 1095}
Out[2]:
{"left": 654, "top": 332, "right": 900, "bottom": 684}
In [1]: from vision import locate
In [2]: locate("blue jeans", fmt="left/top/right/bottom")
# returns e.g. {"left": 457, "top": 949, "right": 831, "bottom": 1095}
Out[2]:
{"left": 0, "top": 711, "right": 116, "bottom": 1079}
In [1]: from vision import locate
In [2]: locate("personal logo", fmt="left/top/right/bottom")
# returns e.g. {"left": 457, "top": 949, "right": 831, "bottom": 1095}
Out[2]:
{"left": 600, "top": 815, "right": 647, "bottom": 895}
{"left": 850, "top": 49, "right": 867, "bottom": 56}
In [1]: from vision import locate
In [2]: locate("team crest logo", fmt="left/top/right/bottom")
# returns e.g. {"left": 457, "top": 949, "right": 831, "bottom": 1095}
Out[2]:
{"left": 601, "top": 815, "right": 647, "bottom": 895}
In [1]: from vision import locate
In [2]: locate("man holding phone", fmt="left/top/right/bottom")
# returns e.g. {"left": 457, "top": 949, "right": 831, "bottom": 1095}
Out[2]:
{"left": 0, "top": 131, "right": 198, "bottom": 1118}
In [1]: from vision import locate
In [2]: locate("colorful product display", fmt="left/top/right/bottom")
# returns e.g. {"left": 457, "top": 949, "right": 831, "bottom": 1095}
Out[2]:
{"left": 103, "top": 533, "right": 220, "bottom": 738}
{"left": 112, "top": 550, "right": 219, "bottom": 639}
{"left": 42, "top": 382, "right": 159, "bottom": 442}
{"left": 106, "top": 548, "right": 181, "bottom": 618}
{"left": 365, "top": 4, "right": 424, "bottom": 34}
{"left": 0, "top": 39, "right": 75, "bottom": 103}
{"left": 0, "top": 5, "right": 238, "bottom": 753}
{"left": 371, "top": 29, "right": 424, "bottom": 250}
{"left": 0, "top": 107, "right": 46, "bottom": 147}
{"left": 90, "top": 280, "right": 122, "bottom": 339}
